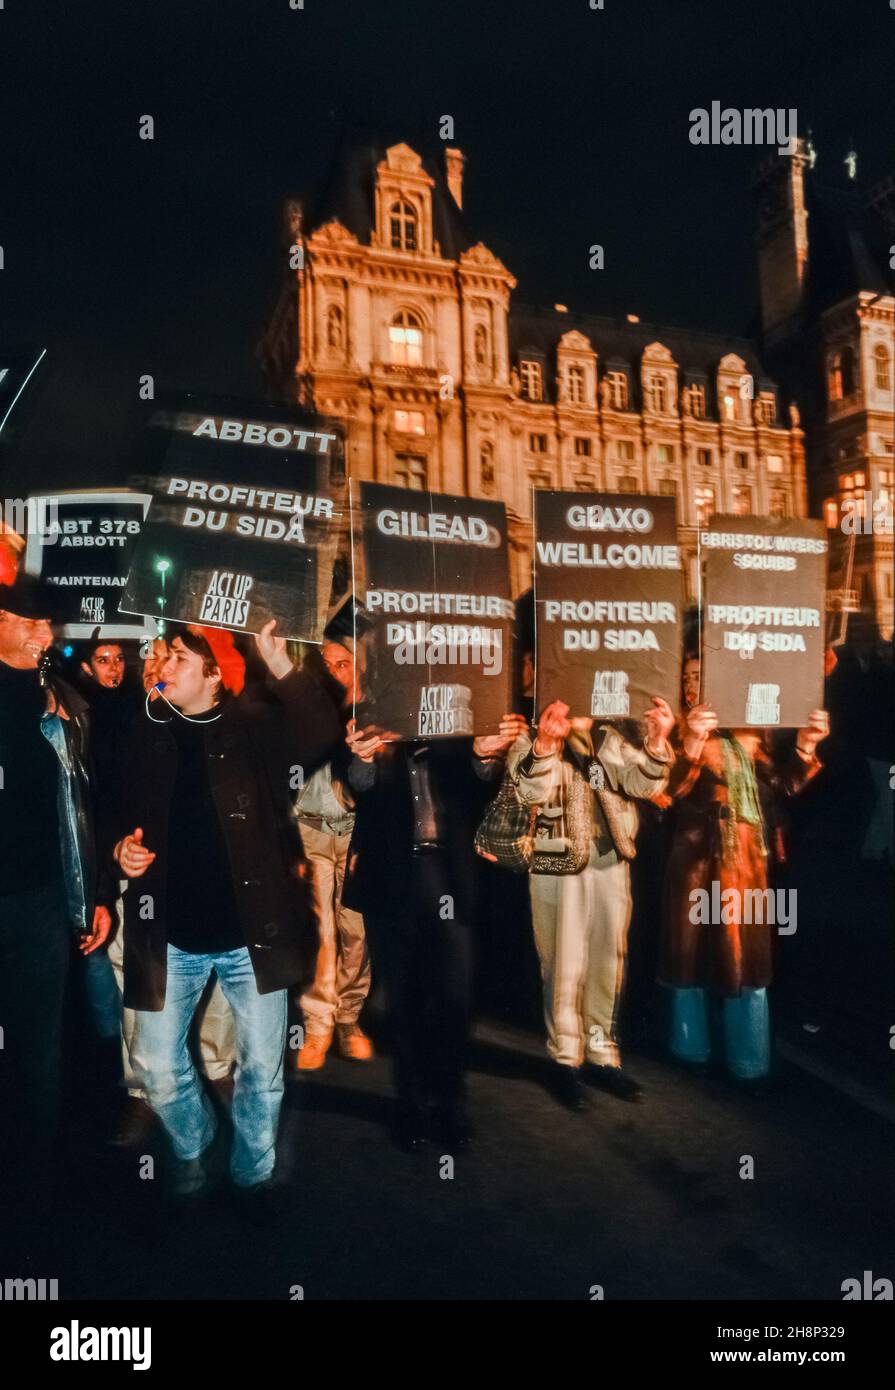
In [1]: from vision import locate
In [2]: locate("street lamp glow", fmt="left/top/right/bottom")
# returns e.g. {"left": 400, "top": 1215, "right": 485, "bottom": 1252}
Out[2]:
{"left": 154, "top": 557, "right": 171, "bottom": 575}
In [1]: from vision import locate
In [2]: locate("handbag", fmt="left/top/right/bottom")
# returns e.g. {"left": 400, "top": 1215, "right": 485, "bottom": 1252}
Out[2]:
{"left": 474, "top": 764, "right": 537, "bottom": 872}
{"left": 531, "top": 747, "right": 593, "bottom": 876}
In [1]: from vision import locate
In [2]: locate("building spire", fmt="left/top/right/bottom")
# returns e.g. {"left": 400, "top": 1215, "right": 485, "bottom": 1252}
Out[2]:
{"left": 844, "top": 144, "right": 857, "bottom": 181}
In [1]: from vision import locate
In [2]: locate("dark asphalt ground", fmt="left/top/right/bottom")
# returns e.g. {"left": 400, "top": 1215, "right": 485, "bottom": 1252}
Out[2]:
{"left": 56, "top": 1011, "right": 893, "bottom": 1302}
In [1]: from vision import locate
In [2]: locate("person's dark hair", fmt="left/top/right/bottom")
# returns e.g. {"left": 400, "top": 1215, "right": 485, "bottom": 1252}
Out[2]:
{"left": 178, "top": 628, "right": 228, "bottom": 698}
{"left": 82, "top": 633, "right": 125, "bottom": 662}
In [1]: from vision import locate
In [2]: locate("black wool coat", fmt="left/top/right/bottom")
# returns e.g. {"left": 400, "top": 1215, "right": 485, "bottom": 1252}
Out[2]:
{"left": 99, "top": 669, "right": 342, "bottom": 1010}
{"left": 342, "top": 738, "right": 500, "bottom": 926}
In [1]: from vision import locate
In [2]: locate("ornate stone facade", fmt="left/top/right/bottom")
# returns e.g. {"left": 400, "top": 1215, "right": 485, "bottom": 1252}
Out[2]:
{"left": 261, "top": 140, "right": 808, "bottom": 599}
{"left": 755, "top": 141, "right": 894, "bottom": 638}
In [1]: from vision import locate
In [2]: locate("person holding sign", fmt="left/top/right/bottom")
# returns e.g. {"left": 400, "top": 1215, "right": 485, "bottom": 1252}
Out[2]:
{"left": 659, "top": 656, "right": 829, "bottom": 1089}
{"left": 344, "top": 713, "right": 527, "bottom": 1151}
{"left": 102, "top": 620, "right": 342, "bottom": 1201}
{"left": 509, "top": 696, "right": 675, "bottom": 1110}
{"left": 291, "top": 630, "right": 374, "bottom": 1072}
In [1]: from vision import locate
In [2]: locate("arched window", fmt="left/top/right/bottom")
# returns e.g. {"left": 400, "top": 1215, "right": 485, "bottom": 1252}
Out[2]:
{"left": 567, "top": 364, "right": 586, "bottom": 404}
{"left": 480, "top": 440, "right": 495, "bottom": 490}
{"left": 520, "top": 360, "right": 543, "bottom": 401}
{"left": 326, "top": 304, "right": 343, "bottom": 351}
{"left": 823, "top": 497, "right": 839, "bottom": 529}
{"left": 389, "top": 310, "right": 423, "bottom": 367}
{"left": 769, "top": 488, "right": 788, "bottom": 519}
{"left": 732, "top": 485, "right": 752, "bottom": 515}
{"left": 694, "top": 485, "right": 715, "bottom": 529}
{"left": 389, "top": 200, "right": 418, "bottom": 251}
{"left": 874, "top": 345, "right": 891, "bottom": 392}
{"left": 474, "top": 324, "right": 488, "bottom": 367}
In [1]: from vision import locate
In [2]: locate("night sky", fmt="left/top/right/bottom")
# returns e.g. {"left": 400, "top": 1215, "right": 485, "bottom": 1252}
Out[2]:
{"left": 1, "top": 0, "right": 891, "bottom": 492}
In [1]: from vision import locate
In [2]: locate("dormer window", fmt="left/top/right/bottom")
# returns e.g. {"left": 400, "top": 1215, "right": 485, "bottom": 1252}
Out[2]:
{"left": 755, "top": 394, "right": 776, "bottom": 425}
{"left": 520, "top": 360, "right": 543, "bottom": 402}
{"left": 604, "top": 371, "right": 628, "bottom": 410}
{"left": 567, "top": 364, "right": 586, "bottom": 405}
{"left": 648, "top": 375, "right": 668, "bottom": 413}
{"left": 722, "top": 393, "right": 737, "bottom": 421}
{"left": 389, "top": 310, "right": 423, "bottom": 366}
{"left": 390, "top": 200, "right": 418, "bottom": 251}
{"left": 689, "top": 384, "right": 706, "bottom": 418}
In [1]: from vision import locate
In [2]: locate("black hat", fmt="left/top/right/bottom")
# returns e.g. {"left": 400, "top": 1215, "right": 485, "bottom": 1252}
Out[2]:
{"left": 0, "top": 572, "right": 65, "bottom": 621}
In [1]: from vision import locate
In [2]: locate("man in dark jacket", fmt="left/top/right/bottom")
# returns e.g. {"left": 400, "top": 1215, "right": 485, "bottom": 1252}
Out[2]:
{"left": 105, "top": 620, "right": 341, "bottom": 1196}
{"left": 0, "top": 574, "right": 113, "bottom": 1260}
{"left": 345, "top": 715, "right": 526, "bottom": 1151}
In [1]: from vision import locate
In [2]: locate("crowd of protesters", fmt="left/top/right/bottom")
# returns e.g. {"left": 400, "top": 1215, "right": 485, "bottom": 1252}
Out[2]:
{"left": 1, "top": 541, "right": 892, "bottom": 1267}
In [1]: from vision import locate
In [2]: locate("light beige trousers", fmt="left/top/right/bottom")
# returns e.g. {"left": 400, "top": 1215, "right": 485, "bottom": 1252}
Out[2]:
{"left": 298, "top": 821, "right": 370, "bottom": 1036}
{"left": 107, "top": 894, "right": 236, "bottom": 1095}
{"left": 529, "top": 844, "right": 632, "bottom": 1068}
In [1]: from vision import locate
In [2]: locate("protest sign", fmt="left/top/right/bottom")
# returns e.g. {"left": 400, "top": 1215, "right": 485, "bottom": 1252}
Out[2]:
{"left": 701, "top": 514, "right": 828, "bottom": 727}
{"left": 119, "top": 404, "right": 345, "bottom": 640}
{"left": 24, "top": 490, "right": 152, "bottom": 637}
{"left": 534, "top": 490, "right": 682, "bottom": 719}
{"left": 356, "top": 481, "right": 513, "bottom": 738}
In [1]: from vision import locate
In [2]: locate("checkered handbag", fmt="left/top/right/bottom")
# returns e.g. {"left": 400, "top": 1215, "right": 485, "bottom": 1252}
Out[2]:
{"left": 474, "top": 765, "right": 537, "bottom": 872}
{"left": 531, "top": 753, "right": 593, "bottom": 876}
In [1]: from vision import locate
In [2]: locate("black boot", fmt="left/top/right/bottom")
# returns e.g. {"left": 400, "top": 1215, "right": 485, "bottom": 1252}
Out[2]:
{"left": 585, "top": 1064, "right": 645, "bottom": 1103}
{"left": 549, "top": 1063, "right": 586, "bottom": 1111}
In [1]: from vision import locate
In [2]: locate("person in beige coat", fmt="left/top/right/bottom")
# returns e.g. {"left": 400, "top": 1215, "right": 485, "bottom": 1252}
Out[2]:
{"left": 510, "top": 697, "right": 675, "bottom": 1110}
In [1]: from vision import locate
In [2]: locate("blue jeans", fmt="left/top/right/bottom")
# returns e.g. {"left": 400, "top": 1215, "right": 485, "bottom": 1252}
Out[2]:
{"left": 130, "top": 945, "right": 287, "bottom": 1186}
{"left": 82, "top": 945, "right": 123, "bottom": 1040}
{"left": 667, "top": 984, "right": 770, "bottom": 1080}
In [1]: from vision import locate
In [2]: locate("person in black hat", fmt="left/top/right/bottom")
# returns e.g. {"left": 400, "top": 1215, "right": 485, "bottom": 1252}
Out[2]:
{"left": 0, "top": 574, "right": 113, "bottom": 1262}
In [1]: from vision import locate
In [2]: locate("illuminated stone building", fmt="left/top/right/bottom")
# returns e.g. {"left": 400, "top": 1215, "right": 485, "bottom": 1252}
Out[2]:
{"left": 754, "top": 138, "right": 894, "bottom": 638}
{"left": 260, "top": 138, "right": 807, "bottom": 598}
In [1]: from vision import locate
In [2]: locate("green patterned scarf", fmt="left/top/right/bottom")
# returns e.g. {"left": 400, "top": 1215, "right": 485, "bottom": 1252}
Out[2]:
{"left": 720, "top": 735, "right": 767, "bottom": 864}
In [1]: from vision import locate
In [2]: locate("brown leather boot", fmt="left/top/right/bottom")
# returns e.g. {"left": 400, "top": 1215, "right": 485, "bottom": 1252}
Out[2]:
{"left": 296, "top": 1030, "right": 333, "bottom": 1071}
{"left": 335, "top": 1023, "right": 374, "bottom": 1062}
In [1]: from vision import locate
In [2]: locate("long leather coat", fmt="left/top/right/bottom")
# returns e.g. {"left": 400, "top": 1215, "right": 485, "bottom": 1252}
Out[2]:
{"left": 99, "top": 669, "right": 342, "bottom": 1010}
{"left": 48, "top": 673, "right": 114, "bottom": 927}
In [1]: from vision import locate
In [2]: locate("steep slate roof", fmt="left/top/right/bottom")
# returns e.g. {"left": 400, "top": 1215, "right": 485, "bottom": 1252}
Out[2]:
{"left": 303, "top": 133, "right": 819, "bottom": 416}
{"left": 307, "top": 129, "right": 474, "bottom": 261}
{"left": 509, "top": 304, "right": 777, "bottom": 414}
{"left": 803, "top": 176, "right": 895, "bottom": 314}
